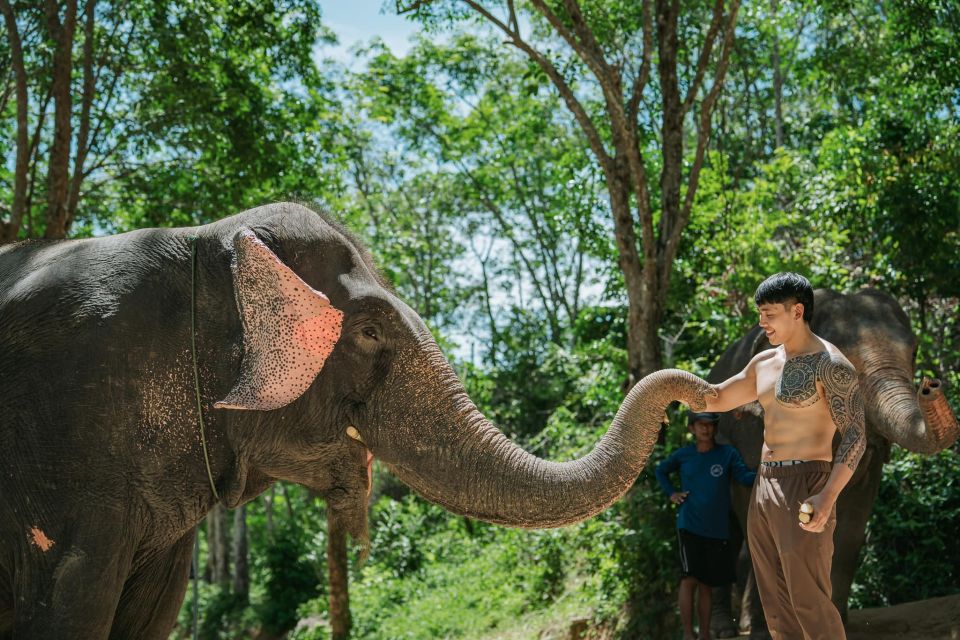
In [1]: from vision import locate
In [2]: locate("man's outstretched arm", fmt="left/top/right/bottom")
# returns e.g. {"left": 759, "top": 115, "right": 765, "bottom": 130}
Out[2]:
{"left": 703, "top": 351, "right": 768, "bottom": 413}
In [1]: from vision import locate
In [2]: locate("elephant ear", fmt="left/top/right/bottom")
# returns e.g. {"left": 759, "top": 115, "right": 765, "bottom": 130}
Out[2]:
{"left": 214, "top": 229, "right": 344, "bottom": 411}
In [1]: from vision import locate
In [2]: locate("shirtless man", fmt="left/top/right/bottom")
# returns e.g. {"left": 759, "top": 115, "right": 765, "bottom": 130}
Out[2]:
{"left": 704, "top": 272, "right": 865, "bottom": 640}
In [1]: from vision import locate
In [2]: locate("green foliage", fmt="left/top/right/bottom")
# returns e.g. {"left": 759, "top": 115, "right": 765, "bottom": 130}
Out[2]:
{"left": 7, "top": 1, "right": 958, "bottom": 638}
{"left": 851, "top": 446, "right": 960, "bottom": 608}
{"left": 367, "top": 495, "right": 444, "bottom": 578}
{"left": 172, "top": 582, "right": 258, "bottom": 640}
{"left": 198, "top": 588, "right": 254, "bottom": 640}
{"left": 257, "top": 521, "right": 324, "bottom": 635}
{"left": 107, "top": 0, "right": 343, "bottom": 230}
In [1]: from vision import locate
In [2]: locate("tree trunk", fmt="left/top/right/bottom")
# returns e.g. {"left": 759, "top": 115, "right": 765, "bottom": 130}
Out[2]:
{"left": 232, "top": 505, "right": 249, "bottom": 601}
{"left": 609, "top": 176, "right": 660, "bottom": 383}
{"left": 0, "top": 0, "right": 29, "bottom": 244}
{"left": 206, "top": 503, "right": 230, "bottom": 587}
{"left": 25, "top": 88, "right": 53, "bottom": 239}
{"left": 43, "top": 0, "right": 78, "bottom": 240}
{"left": 65, "top": 0, "right": 97, "bottom": 231}
{"left": 264, "top": 486, "right": 275, "bottom": 539}
{"left": 771, "top": 0, "right": 784, "bottom": 149}
{"left": 327, "top": 512, "right": 352, "bottom": 640}
{"left": 279, "top": 482, "right": 296, "bottom": 521}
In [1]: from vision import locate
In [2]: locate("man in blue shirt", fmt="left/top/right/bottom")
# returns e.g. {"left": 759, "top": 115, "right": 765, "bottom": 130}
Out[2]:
{"left": 656, "top": 411, "right": 756, "bottom": 640}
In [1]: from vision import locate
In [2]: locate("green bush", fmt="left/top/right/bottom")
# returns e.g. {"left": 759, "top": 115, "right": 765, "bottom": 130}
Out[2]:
{"left": 257, "top": 522, "right": 324, "bottom": 635}
{"left": 851, "top": 446, "right": 960, "bottom": 608}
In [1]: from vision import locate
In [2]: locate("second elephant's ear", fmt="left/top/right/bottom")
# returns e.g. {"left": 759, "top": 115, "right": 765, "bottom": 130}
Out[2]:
{"left": 215, "top": 229, "right": 344, "bottom": 411}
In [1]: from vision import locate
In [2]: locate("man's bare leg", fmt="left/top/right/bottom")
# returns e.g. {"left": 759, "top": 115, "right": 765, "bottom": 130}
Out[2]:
{"left": 679, "top": 577, "right": 698, "bottom": 640}
{"left": 697, "top": 582, "right": 713, "bottom": 640}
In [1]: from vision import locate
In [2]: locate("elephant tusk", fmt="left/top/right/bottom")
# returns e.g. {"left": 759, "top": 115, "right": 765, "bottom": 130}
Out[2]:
{"left": 366, "top": 450, "right": 374, "bottom": 497}
{"left": 346, "top": 425, "right": 365, "bottom": 443}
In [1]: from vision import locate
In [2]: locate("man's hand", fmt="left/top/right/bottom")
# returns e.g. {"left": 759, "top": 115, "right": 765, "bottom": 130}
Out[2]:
{"left": 670, "top": 491, "right": 689, "bottom": 505}
{"left": 798, "top": 492, "right": 835, "bottom": 533}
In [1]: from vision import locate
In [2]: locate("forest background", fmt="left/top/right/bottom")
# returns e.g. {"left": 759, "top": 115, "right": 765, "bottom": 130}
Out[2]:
{"left": 1, "top": 0, "right": 958, "bottom": 638}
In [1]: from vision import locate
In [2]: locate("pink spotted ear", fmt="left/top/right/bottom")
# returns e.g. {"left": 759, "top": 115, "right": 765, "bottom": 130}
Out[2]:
{"left": 215, "top": 229, "right": 344, "bottom": 411}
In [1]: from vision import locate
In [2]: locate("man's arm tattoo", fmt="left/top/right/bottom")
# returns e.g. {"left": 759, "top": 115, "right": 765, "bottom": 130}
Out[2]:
{"left": 818, "top": 354, "right": 866, "bottom": 471}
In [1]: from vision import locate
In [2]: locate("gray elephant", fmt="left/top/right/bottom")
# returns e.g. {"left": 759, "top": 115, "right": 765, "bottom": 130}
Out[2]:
{"left": 0, "top": 203, "right": 712, "bottom": 639}
{"left": 707, "top": 288, "right": 958, "bottom": 638}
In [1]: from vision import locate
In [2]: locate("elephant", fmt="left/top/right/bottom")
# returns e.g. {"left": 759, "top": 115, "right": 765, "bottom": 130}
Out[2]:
{"left": 706, "top": 288, "right": 959, "bottom": 639}
{"left": 0, "top": 202, "right": 713, "bottom": 639}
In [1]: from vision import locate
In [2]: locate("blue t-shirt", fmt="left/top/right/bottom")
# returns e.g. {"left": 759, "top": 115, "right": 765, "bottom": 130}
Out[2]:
{"left": 655, "top": 443, "right": 756, "bottom": 540}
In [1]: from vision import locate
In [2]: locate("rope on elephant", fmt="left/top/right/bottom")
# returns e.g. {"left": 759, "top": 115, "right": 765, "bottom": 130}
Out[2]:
{"left": 190, "top": 236, "right": 220, "bottom": 503}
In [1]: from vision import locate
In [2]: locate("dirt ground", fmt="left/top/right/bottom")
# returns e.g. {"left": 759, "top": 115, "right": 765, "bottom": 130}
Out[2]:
{"left": 844, "top": 593, "right": 960, "bottom": 640}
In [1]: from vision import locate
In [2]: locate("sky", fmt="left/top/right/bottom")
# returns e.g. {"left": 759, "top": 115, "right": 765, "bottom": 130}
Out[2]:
{"left": 317, "top": 0, "right": 421, "bottom": 62}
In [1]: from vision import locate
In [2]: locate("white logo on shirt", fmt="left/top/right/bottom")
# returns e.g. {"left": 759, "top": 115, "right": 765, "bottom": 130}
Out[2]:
{"left": 710, "top": 464, "right": 724, "bottom": 477}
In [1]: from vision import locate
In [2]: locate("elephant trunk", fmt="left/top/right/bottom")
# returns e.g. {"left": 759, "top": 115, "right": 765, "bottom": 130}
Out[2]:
{"left": 370, "top": 339, "right": 713, "bottom": 528}
{"left": 861, "top": 364, "right": 959, "bottom": 454}
{"left": 918, "top": 378, "right": 959, "bottom": 449}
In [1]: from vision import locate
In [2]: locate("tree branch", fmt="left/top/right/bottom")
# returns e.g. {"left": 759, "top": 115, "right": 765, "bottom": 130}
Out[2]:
{"left": 681, "top": 0, "right": 725, "bottom": 115}
{"left": 626, "top": 0, "right": 653, "bottom": 127}
{"left": 665, "top": 0, "right": 740, "bottom": 290}
{"left": 0, "top": 0, "right": 30, "bottom": 241}
{"left": 66, "top": 0, "right": 97, "bottom": 232}
{"left": 459, "top": 0, "right": 613, "bottom": 175}
{"left": 526, "top": 0, "right": 608, "bottom": 81}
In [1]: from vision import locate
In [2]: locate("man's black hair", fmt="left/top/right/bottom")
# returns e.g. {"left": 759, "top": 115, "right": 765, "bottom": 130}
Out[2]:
{"left": 754, "top": 272, "right": 814, "bottom": 322}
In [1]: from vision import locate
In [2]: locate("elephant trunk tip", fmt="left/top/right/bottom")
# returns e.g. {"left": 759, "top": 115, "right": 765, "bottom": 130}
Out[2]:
{"left": 920, "top": 378, "right": 941, "bottom": 396}
{"left": 917, "top": 377, "right": 959, "bottom": 451}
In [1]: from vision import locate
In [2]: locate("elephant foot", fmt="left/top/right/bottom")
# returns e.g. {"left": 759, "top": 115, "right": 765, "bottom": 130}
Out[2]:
{"left": 710, "top": 614, "right": 738, "bottom": 639}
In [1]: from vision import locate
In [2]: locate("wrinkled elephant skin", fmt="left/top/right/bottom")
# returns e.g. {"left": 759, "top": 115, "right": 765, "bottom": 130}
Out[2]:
{"left": 0, "top": 203, "right": 713, "bottom": 639}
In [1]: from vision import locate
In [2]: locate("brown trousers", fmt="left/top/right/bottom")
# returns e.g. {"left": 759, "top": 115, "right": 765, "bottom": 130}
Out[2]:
{"left": 747, "top": 460, "right": 846, "bottom": 640}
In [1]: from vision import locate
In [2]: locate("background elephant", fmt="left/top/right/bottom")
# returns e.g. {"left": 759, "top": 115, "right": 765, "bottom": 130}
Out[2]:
{"left": 0, "top": 202, "right": 711, "bottom": 639}
{"left": 708, "top": 288, "right": 958, "bottom": 638}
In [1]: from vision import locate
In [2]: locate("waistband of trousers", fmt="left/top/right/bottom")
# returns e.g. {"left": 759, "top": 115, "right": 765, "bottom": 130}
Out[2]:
{"left": 757, "top": 459, "right": 833, "bottom": 478}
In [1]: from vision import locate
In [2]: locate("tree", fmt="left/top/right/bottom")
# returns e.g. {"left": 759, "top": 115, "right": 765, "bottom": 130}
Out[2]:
{"left": 0, "top": 0, "right": 342, "bottom": 241}
{"left": 327, "top": 512, "right": 351, "bottom": 640}
{"left": 399, "top": 0, "right": 740, "bottom": 381}
{"left": 206, "top": 503, "right": 231, "bottom": 587}
{"left": 0, "top": 0, "right": 30, "bottom": 242}
{"left": 232, "top": 505, "right": 249, "bottom": 601}
{"left": 41, "top": 0, "right": 78, "bottom": 239}
{"left": 348, "top": 35, "right": 609, "bottom": 357}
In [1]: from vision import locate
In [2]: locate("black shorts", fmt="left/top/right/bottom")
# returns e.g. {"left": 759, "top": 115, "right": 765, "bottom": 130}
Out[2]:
{"left": 677, "top": 529, "right": 736, "bottom": 587}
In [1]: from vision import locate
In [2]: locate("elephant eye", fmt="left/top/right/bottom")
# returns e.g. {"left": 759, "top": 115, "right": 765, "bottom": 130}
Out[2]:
{"left": 362, "top": 327, "right": 379, "bottom": 341}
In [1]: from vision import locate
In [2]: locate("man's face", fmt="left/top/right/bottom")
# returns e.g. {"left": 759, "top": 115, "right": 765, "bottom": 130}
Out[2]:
{"left": 690, "top": 419, "right": 717, "bottom": 443}
{"left": 757, "top": 301, "right": 804, "bottom": 345}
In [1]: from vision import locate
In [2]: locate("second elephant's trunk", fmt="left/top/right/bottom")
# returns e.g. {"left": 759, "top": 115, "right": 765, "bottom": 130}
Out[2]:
{"left": 862, "top": 369, "right": 958, "bottom": 454}
{"left": 918, "top": 378, "right": 959, "bottom": 450}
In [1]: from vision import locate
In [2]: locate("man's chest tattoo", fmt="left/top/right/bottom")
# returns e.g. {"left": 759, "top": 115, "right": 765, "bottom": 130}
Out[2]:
{"left": 776, "top": 353, "right": 824, "bottom": 407}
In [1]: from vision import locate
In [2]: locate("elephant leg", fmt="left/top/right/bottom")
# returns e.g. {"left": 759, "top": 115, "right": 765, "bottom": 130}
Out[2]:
{"left": 0, "top": 564, "right": 12, "bottom": 639}
{"left": 110, "top": 529, "right": 196, "bottom": 640}
{"left": 11, "top": 526, "right": 134, "bottom": 639}
{"left": 832, "top": 442, "right": 885, "bottom": 621}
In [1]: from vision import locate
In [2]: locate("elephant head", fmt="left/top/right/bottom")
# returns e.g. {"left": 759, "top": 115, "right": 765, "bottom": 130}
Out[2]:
{"left": 813, "top": 290, "right": 958, "bottom": 454}
{"left": 202, "top": 203, "right": 714, "bottom": 532}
